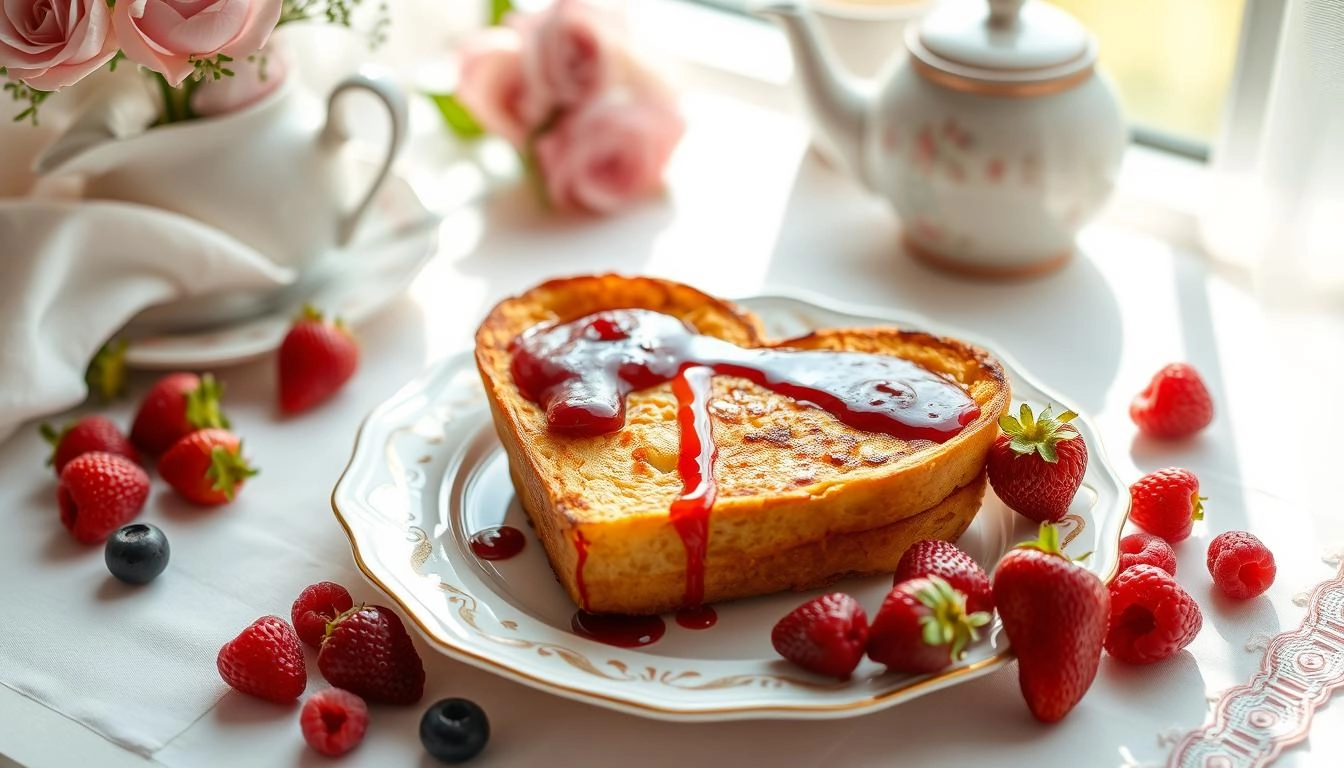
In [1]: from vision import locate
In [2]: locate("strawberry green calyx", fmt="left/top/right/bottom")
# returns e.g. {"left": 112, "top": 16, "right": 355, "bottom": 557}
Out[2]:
{"left": 998, "top": 403, "right": 1079, "bottom": 464}
{"left": 1015, "top": 522, "right": 1094, "bottom": 562}
{"left": 38, "top": 422, "right": 65, "bottom": 467}
{"left": 324, "top": 603, "right": 367, "bottom": 641}
{"left": 186, "top": 374, "right": 231, "bottom": 431}
{"left": 297, "top": 303, "right": 352, "bottom": 335}
{"left": 297, "top": 304, "right": 325, "bottom": 324}
{"left": 914, "top": 575, "right": 992, "bottom": 663}
{"left": 85, "top": 339, "right": 128, "bottom": 403}
{"left": 1191, "top": 493, "right": 1207, "bottom": 522}
{"left": 206, "top": 443, "right": 258, "bottom": 501}
{"left": 1017, "top": 521, "right": 1066, "bottom": 556}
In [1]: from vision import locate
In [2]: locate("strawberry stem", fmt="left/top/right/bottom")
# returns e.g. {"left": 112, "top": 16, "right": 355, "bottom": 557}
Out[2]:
{"left": 186, "top": 374, "right": 231, "bottom": 431}
{"left": 324, "top": 603, "right": 366, "bottom": 641}
{"left": 997, "top": 403, "right": 1079, "bottom": 464}
{"left": 1191, "top": 493, "right": 1207, "bottom": 522}
{"left": 1015, "top": 522, "right": 1092, "bottom": 562}
{"left": 913, "top": 576, "right": 992, "bottom": 663}
{"left": 84, "top": 339, "right": 128, "bottom": 403}
{"left": 1017, "top": 522, "right": 1065, "bottom": 557}
{"left": 298, "top": 303, "right": 325, "bottom": 324}
{"left": 39, "top": 422, "right": 67, "bottom": 467}
{"left": 206, "top": 443, "right": 258, "bottom": 500}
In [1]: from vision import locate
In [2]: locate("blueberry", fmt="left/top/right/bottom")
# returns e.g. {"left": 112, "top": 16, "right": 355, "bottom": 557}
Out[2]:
{"left": 104, "top": 523, "right": 170, "bottom": 584}
{"left": 419, "top": 697, "right": 489, "bottom": 763}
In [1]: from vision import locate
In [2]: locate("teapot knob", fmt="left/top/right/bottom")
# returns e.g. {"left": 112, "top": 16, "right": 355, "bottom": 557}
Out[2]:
{"left": 987, "top": 0, "right": 1026, "bottom": 26}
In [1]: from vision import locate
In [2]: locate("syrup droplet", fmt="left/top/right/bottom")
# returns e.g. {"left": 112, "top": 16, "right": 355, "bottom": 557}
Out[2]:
{"left": 468, "top": 525, "right": 526, "bottom": 561}
{"left": 675, "top": 604, "right": 718, "bottom": 630}
{"left": 571, "top": 610, "right": 667, "bottom": 648}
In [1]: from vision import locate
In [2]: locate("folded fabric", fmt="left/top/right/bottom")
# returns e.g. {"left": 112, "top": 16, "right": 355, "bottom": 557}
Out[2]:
{"left": 0, "top": 199, "right": 294, "bottom": 443}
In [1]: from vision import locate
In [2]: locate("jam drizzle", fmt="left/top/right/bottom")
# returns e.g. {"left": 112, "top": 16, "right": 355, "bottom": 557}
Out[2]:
{"left": 468, "top": 525, "right": 526, "bottom": 560}
{"left": 510, "top": 308, "right": 980, "bottom": 441}
{"left": 669, "top": 366, "right": 717, "bottom": 610}
{"left": 571, "top": 611, "right": 667, "bottom": 648}
{"left": 512, "top": 308, "right": 981, "bottom": 630}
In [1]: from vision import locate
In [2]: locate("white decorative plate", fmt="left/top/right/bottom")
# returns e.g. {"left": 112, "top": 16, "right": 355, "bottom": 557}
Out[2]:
{"left": 331, "top": 294, "right": 1129, "bottom": 720}
{"left": 123, "top": 173, "right": 440, "bottom": 369}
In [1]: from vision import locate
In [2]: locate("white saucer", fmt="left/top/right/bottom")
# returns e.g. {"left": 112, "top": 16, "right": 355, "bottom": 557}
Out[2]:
{"left": 123, "top": 173, "right": 439, "bottom": 369}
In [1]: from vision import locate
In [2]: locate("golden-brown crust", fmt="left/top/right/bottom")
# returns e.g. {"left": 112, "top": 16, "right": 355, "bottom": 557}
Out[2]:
{"left": 475, "top": 274, "right": 1012, "bottom": 615}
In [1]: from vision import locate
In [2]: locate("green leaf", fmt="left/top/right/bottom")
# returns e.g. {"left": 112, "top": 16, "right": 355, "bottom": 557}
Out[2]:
{"left": 489, "top": 0, "right": 513, "bottom": 25}
{"left": 428, "top": 92, "right": 486, "bottom": 139}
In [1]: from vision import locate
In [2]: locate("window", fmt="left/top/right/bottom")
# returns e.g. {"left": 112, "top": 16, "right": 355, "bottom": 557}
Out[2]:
{"left": 683, "top": 0, "right": 1259, "bottom": 160}
{"left": 1046, "top": 0, "right": 1250, "bottom": 157}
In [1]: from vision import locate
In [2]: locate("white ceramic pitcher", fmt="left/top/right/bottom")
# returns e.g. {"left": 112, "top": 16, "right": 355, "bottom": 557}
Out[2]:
{"left": 33, "top": 70, "right": 409, "bottom": 331}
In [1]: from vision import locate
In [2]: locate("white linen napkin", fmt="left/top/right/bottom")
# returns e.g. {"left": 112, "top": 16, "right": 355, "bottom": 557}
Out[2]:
{"left": 0, "top": 199, "right": 294, "bottom": 443}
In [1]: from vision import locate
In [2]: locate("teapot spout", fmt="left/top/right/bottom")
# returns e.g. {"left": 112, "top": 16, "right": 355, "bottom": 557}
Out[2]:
{"left": 753, "top": 0, "right": 873, "bottom": 187}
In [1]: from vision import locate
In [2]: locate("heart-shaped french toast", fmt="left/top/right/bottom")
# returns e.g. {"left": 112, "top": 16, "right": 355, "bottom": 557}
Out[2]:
{"left": 475, "top": 275, "right": 1011, "bottom": 616}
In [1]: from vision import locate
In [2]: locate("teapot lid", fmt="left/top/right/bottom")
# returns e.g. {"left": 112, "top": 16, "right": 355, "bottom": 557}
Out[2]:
{"left": 909, "top": 0, "right": 1097, "bottom": 94}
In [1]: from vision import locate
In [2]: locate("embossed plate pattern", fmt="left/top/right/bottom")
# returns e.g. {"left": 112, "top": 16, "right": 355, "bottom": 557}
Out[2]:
{"left": 331, "top": 293, "right": 1129, "bottom": 720}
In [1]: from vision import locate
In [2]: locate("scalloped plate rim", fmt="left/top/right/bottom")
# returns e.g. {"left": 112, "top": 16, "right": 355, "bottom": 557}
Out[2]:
{"left": 331, "top": 293, "right": 1129, "bottom": 720}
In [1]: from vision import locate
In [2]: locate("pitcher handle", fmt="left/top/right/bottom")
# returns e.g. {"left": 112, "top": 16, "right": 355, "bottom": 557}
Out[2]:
{"left": 321, "top": 70, "right": 409, "bottom": 247}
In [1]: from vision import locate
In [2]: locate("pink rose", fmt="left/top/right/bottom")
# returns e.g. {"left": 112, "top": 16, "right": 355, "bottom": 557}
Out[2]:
{"left": 0, "top": 0, "right": 118, "bottom": 90}
{"left": 533, "top": 89, "right": 684, "bottom": 214}
{"left": 455, "top": 28, "right": 529, "bottom": 148}
{"left": 190, "top": 43, "right": 287, "bottom": 117}
{"left": 112, "top": 0, "right": 284, "bottom": 87}
{"left": 514, "top": 0, "right": 621, "bottom": 123}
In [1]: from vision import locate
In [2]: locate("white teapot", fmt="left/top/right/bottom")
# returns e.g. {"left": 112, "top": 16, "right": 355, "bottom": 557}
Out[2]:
{"left": 757, "top": 0, "right": 1126, "bottom": 278}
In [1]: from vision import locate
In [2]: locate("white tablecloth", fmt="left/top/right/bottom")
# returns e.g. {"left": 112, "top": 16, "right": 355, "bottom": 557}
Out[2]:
{"left": 3, "top": 83, "right": 1344, "bottom": 768}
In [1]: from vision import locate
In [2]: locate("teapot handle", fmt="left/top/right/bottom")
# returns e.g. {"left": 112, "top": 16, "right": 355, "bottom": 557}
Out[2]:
{"left": 321, "top": 70, "right": 409, "bottom": 247}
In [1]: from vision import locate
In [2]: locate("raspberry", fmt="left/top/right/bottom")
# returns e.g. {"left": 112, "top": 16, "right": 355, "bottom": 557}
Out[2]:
{"left": 1129, "top": 468, "right": 1204, "bottom": 543}
{"left": 770, "top": 592, "right": 869, "bottom": 679}
{"left": 217, "top": 616, "right": 307, "bottom": 703}
{"left": 292, "top": 581, "right": 355, "bottom": 649}
{"left": 1104, "top": 564, "right": 1202, "bottom": 664}
{"left": 57, "top": 452, "right": 151, "bottom": 544}
{"left": 41, "top": 415, "right": 139, "bottom": 475}
{"left": 894, "top": 539, "right": 993, "bottom": 615}
{"left": 1130, "top": 363, "right": 1214, "bottom": 439}
{"left": 1116, "top": 532, "right": 1176, "bottom": 577}
{"left": 300, "top": 689, "right": 369, "bottom": 757}
{"left": 1207, "top": 531, "right": 1276, "bottom": 599}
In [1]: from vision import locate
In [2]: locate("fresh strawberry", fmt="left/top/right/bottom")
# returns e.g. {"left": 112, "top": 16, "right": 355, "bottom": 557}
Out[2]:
{"left": 1207, "top": 531, "right": 1276, "bottom": 599}
{"left": 1129, "top": 468, "right": 1204, "bottom": 543}
{"left": 84, "top": 339, "right": 128, "bottom": 403}
{"left": 867, "top": 576, "right": 990, "bottom": 674}
{"left": 893, "top": 539, "right": 994, "bottom": 615}
{"left": 1130, "top": 363, "right": 1214, "bottom": 439}
{"left": 992, "top": 523, "right": 1109, "bottom": 723}
{"left": 41, "top": 415, "right": 139, "bottom": 475}
{"left": 1116, "top": 532, "right": 1177, "bottom": 577}
{"left": 1104, "top": 564, "right": 1202, "bottom": 664}
{"left": 158, "top": 428, "right": 257, "bottom": 506}
{"left": 318, "top": 605, "right": 426, "bottom": 705}
{"left": 57, "top": 452, "right": 150, "bottom": 544}
{"left": 216, "top": 615, "right": 307, "bottom": 704}
{"left": 292, "top": 581, "right": 355, "bottom": 649}
{"left": 278, "top": 306, "right": 359, "bottom": 415}
{"left": 300, "top": 688, "right": 369, "bottom": 757}
{"left": 130, "top": 372, "right": 230, "bottom": 455}
{"left": 770, "top": 592, "right": 869, "bottom": 679}
{"left": 986, "top": 404, "right": 1088, "bottom": 523}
